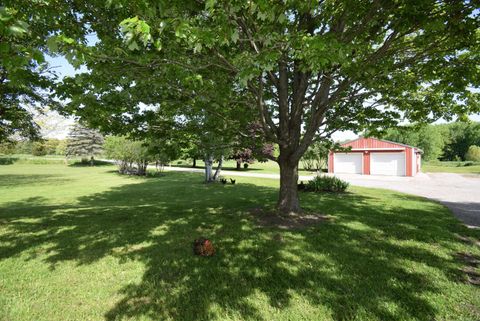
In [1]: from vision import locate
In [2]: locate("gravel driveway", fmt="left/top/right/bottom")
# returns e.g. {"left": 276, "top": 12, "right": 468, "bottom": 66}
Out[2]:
{"left": 329, "top": 172, "right": 480, "bottom": 229}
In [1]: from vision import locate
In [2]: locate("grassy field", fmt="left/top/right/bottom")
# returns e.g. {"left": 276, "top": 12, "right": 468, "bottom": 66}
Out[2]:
{"left": 2, "top": 155, "right": 318, "bottom": 175}
{"left": 0, "top": 163, "right": 479, "bottom": 321}
{"left": 422, "top": 161, "right": 480, "bottom": 174}
{"left": 4, "top": 154, "right": 480, "bottom": 175}
{"left": 170, "top": 159, "right": 320, "bottom": 175}
{"left": 0, "top": 154, "right": 81, "bottom": 166}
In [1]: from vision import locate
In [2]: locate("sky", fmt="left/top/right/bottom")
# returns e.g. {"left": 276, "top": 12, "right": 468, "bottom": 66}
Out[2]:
{"left": 45, "top": 55, "right": 480, "bottom": 142}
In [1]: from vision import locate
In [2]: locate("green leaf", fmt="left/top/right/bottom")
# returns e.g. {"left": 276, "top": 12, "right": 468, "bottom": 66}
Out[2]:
{"left": 194, "top": 42, "right": 202, "bottom": 53}
{"left": 154, "top": 39, "right": 162, "bottom": 51}
{"left": 8, "top": 24, "right": 27, "bottom": 36}
{"left": 231, "top": 29, "right": 239, "bottom": 44}
{"left": 46, "top": 36, "right": 58, "bottom": 52}
{"left": 205, "top": 0, "right": 215, "bottom": 11}
{"left": 60, "top": 35, "right": 75, "bottom": 45}
{"left": 127, "top": 40, "right": 140, "bottom": 51}
{"left": 0, "top": 42, "right": 9, "bottom": 53}
{"left": 32, "top": 49, "right": 45, "bottom": 64}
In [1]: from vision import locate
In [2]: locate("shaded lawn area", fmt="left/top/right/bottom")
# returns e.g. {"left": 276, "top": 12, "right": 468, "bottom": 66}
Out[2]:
{"left": 0, "top": 164, "right": 479, "bottom": 321}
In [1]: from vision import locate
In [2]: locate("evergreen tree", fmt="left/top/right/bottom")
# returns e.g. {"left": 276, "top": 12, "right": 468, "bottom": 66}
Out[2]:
{"left": 65, "top": 124, "right": 104, "bottom": 165}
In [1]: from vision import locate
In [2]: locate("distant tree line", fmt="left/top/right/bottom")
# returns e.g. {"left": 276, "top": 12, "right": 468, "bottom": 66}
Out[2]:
{"left": 3, "top": 121, "right": 479, "bottom": 165}
{"left": 378, "top": 121, "right": 480, "bottom": 161}
{"left": 0, "top": 139, "right": 67, "bottom": 156}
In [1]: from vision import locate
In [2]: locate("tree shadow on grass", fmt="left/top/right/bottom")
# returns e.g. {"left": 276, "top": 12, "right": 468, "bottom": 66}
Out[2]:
{"left": 0, "top": 172, "right": 478, "bottom": 320}
{"left": 68, "top": 160, "right": 113, "bottom": 167}
{"left": 0, "top": 157, "right": 18, "bottom": 165}
{"left": 0, "top": 174, "right": 72, "bottom": 188}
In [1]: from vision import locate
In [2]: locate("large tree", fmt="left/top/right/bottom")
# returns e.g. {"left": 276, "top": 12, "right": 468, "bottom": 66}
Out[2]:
{"left": 50, "top": 0, "right": 478, "bottom": 213}
{"left": 0, "top": 1, "right": 87, "bottom": 142}
{"left": 65, "top": 123, "right": 104, "bottom": 164}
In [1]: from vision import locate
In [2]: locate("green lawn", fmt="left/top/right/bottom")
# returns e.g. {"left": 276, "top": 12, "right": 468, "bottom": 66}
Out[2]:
{"left": 423, "top": 161, "right": 480, "bottom": 174}
{"left": 0, "top": 163, "right": 479, "bottom": 321}
{"left": 170, "top": 159, "right": 319, "bottom": 175}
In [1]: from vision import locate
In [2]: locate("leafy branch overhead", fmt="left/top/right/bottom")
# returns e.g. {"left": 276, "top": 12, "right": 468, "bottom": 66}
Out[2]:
{"left": 58, "top": 1, "right": 478, "bottom": 158}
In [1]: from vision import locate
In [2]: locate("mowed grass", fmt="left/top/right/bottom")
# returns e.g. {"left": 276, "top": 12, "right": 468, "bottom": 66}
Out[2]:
{"left": 0, "top": 164, "right": 479, "bottom": 321}
{"left": 170, "top": 159, "right": 319, "bottom": 175}
{"left": 423, "top": 161, "right": 480, "bottom": 174}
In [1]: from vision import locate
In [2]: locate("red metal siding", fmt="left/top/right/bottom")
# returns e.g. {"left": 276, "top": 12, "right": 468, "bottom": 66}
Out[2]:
{"left": 363, "top": 152, "right": 370, "bottom": 175}
{"left": 332, "top": 137, "right": 420, "bottom": 176}
{"left": 405, "top": 147, "right": 413, "bottom": 176}
{"left": 342, "top": 137, "right": 407, "bottom": 149}
{"left": 328, "top": 152, "right": 334, "bottom": 173}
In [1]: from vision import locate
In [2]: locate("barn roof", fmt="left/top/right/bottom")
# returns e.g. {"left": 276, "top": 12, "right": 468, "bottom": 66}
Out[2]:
{"left": 340, "top": 137, "right": 423, "bottom": 153}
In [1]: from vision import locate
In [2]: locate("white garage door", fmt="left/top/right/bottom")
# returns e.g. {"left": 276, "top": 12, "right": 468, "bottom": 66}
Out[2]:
{"left": 334, "top": 153, "right": 362, "bottom": 174}
{"left": 370, "top": 153, "right": 405, "bottom": 176}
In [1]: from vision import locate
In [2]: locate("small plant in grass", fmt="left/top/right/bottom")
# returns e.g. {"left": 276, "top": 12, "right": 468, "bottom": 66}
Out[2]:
{"left": 304, "top": 175, "right": 349, "bottom": 193}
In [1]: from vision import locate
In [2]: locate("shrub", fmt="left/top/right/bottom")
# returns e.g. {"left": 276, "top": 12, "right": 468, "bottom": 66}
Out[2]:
{"left": 0, "top": 142, "right": 15, "bottom": 155}
{"left": 31, "top": 142, "right": 47, "bottom": 156}
{"left": 305, "top": 175, "right": 349, "bottom": 193}
{"left": 301, "top": 142, "right": 329, "bottom": 171}
{"left": 465, "top": 145, "right": 480, "bottom": 162}
{"left": 0, "top": 157, "right": 16, "bottom": 165}
{"left": 104, "top": 136, "right": 150, "bottom": 175}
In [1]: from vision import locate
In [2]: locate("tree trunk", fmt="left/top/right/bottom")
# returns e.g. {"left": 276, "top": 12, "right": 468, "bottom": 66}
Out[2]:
{"left": 277, "top": 158, "right": 301, "bottom": 214}
{"left": 192, "top": 157, "right": 196, "bottom": 168}
{"left": 204, "top": 155, "right": 213, "bottom": 183}
{"left": 236, "top": 160, "right": 241, "bottom": 170}
{"left": 213, "top": 156, "right": 223, "bottom": 181}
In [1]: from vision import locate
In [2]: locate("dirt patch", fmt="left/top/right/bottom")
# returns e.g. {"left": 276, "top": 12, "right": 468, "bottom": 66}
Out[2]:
{"left": 456, "top": 252, "right": 480, "bottom": 267}
{"left": 456, "top": 252, "right": 480, "bottom": 286}
{"left": 455, "top": 234, "right": 480, "bottom": 247}
{"left": 249, "top": 207, "right": 332, "bottom": 230}
{"left": 461, "top": 267, "right": 480, "bottom": 286}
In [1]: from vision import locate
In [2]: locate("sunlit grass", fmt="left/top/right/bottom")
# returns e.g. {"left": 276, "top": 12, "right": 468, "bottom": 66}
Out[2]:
{"left": 170, "top": 158, "right": 318, "bottom": 175}
{"left": 423, "top": 161, "right": 480, "bottom": 174}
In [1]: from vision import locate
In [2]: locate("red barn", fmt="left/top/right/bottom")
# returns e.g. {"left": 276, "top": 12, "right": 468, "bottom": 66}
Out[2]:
{"left": 328, "top": 137, "right": 422, "bottom": 177}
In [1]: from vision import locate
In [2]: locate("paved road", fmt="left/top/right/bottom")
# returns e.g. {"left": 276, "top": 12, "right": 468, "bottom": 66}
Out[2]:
{"left": 163, "top": 166, "right": 480, "bottom": 228}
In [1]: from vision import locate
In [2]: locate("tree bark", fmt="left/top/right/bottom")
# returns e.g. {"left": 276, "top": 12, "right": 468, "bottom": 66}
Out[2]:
{"left": 236, "top": 160, "right": 241, "bottom": 170}
{"left": 277, "top": 158, "right": 301, "bottom": 214}
{"left": 192, "top": 157, "right": 196, "bottom": 168}
{"left": 204, "top": 155, "right": 213, "bottom": 183}
{"left": 212, "top": 156, "right": 223, "bottom": 181}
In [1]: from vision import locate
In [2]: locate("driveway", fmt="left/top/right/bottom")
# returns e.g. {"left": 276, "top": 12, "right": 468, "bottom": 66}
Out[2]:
{"left": 322, "top": 172, "right": 480, "bottom": 229}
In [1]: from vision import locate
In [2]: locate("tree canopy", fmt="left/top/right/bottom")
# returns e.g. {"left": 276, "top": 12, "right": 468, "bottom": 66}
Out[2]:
{"left": 4, "top": 0, "right": 479, "bottom": 213}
